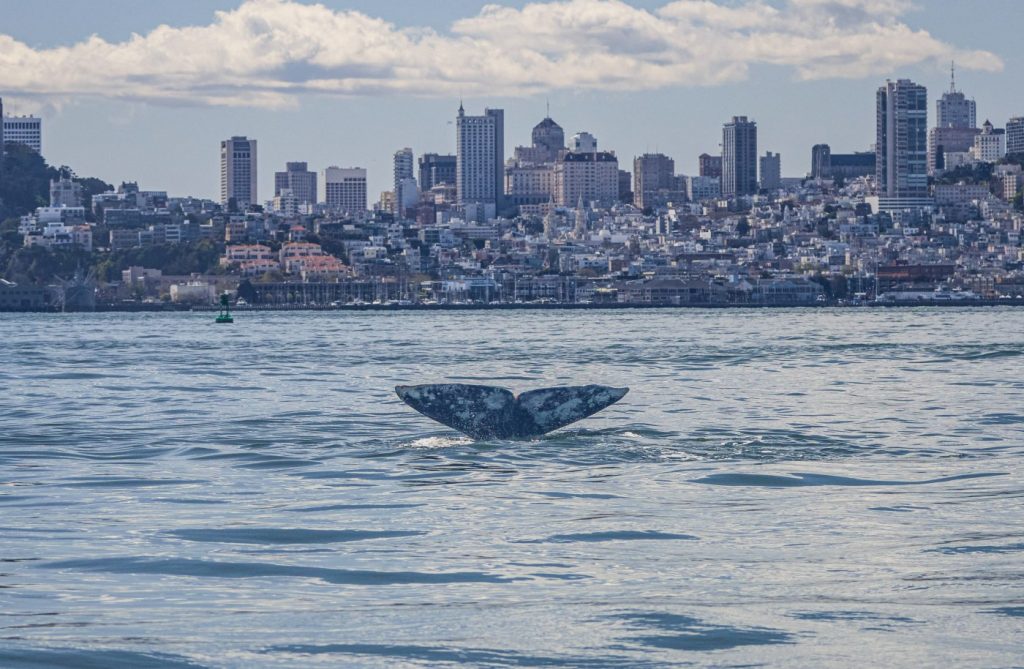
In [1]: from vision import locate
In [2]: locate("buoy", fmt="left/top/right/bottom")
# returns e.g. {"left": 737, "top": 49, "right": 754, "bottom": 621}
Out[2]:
{"left": 215, "top": 293, "right": 234, "bottom": 324}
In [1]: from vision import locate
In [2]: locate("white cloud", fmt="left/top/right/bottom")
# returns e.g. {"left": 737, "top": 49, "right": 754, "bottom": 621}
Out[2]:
{"left": 0, "top": 0, "right": 1003, "bottom": 109}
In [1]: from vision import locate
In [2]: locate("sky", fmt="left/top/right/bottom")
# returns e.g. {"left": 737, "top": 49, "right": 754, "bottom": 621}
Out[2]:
{"left": 1, "top": 0, "right": 1021, "bottom": 202}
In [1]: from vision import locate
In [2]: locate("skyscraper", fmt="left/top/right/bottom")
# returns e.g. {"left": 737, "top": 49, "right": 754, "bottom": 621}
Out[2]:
{"left": 811, "top": 144, "right": 832, "bottom": 179}
{"left": 274, "top": 162, "right": 317, "bottom": 207}
{"left": 393, "top": 148, "right": 416, "bottom": 217}
{"left": 220, "top": 136, "right": 257, "bottom": 209}
{"left": 456, "top": 104, "right": 504, "bottom": 212}
{"left": 722, "top": 117, "right": 757, "bottom": 197}
{"left": 936, "top": 65, "right": 976, "bottom": 129}
{"left": 324, "top": 166, "right": 367, "bottom": 214}
{"left": 532, "top": 117, "right": 565, "bottom": 162}
{"left": 928, "top": 65, "right": 979, "bottom": 173}
{"left": 876, "top": 80, "right": 928, "bottom": 202}
{"left": 698, "top": 153, "right": 722, "bottom": 179}
{"left": 633, "top": 153, "right": 675, "bottom": 209}
{"left": 760, "top": 152, "right": 781, "bottom": 191}
{"left": 1006, "top": 117, "right": 1024, "bottom": 156}
{"left": 3, "top": 113, "right": 42, "bottom": 154}
{"left": 393, "top": 148, "right": 414, "bottom": 195}
{"left": 418, "top": 153, "right": 457, "bottom": 191}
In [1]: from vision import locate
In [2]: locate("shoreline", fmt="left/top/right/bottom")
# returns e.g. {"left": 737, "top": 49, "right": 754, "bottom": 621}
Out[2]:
{"left": 3, "top": 299, "right": 1024, "bottom": 314}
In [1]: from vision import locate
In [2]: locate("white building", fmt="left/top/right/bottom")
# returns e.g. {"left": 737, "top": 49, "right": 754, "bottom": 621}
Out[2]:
{"left": 3, "top": 114, "right": 42, "bottom": 154}
{"left": 972, "top": 121, "right": 1005, "bottom": 163}
{"left": 273, "top": 162, "right": 317, "bottom": 207}
{"left": 324, "top": 167, "right": 367, "bottom": 215}
{"left": 553, "top": 151, "right": 619, "bottom": 207}
{"left": 271, "top": 189, "right": 300, "bottom": 217}
{"left": 220, "top": 136, "right": 257, "bottom": 208}
{"left": 50, "top": 177, "right": 83, "bottom": 208}
{"left": 456, "top": 104, "right": 504, "bottom": 210}
{"left": 393, "top": 148, "right": 415, "bottom": 215}
{"left": 571, "top": 132, "right": 598, "bottom": 153}
{"left": 686, "top": 176, "right": 721, "bottom": 202}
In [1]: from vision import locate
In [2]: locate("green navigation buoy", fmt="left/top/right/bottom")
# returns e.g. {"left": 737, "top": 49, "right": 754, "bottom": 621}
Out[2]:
{"left": 215, "top": 293, "right": 234, "bottom": 324}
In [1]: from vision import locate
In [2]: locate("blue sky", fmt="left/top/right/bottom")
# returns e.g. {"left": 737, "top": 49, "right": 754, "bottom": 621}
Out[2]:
{"left": 1, "top": 0, "right": 1021, "bottom": 201}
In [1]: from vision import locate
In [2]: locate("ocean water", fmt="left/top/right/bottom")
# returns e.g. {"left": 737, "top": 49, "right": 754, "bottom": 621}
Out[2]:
{"left": 0, "top": 308, "right": 1022, "bottom": 668}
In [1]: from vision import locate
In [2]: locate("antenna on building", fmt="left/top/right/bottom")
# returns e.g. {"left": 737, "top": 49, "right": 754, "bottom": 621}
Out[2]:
{"left": 546, "top": 98, "right": 550, "bottom": 119}
{"left": 950, "top": 60, "right": 956, "bottom": 93}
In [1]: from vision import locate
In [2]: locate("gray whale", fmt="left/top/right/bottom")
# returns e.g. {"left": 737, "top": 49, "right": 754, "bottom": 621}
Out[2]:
{"left": 395, "top": 384, "right": 629, "bottom": 440}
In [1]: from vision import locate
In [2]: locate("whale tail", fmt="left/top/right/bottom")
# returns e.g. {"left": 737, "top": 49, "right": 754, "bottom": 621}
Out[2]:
{"left": 395, "top": 384, "right": 629, "bottom": 440}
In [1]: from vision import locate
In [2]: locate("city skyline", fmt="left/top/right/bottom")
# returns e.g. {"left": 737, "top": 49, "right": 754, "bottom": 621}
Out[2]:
{"left": 1, "top": 0, "right": 1021, "bottom": 201}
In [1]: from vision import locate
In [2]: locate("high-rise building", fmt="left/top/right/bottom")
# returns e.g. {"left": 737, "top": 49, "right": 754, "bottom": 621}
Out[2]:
{"left": 456, "top": 104, "right": 504, "bottom": 211}
{"left": 760, "top": 152, "right": 781, "bottom": 190}
{"left": 324, "top": 166, "right": 367, "bottom": 214}
{"left": 633, "top": 153, "right": 675, "bottom": 209}
{"left": 928, "top": 66, "right": 979, "bottom": 173}
{"left": 722, "top": 117, "right": 757, "bottom": 197}
{"left": 554, "top": 150, "right": 619, "bottom": 207}
{"left": 392, "top": 148, "right": 416, "bottom": 216}
{"left": 811, "top": 144, "right": 832, "bottom": 179}
{"left": 532, "top": 117, "right": 565, "bottom": 162}
{"left": 876, "top": 80, "right": 928, "bottom": 202}
{"left": 393, "top": 148, "right": 414, "bottom": 196}
{"left": 274, "top": 162, "right": 317, "bottom": 207}
{"left": 220, "top": 136, "right": 257, "bottom": 208}
{"left": 418, "top": 154, "right": 457, "bottom": 191}
{"left": 3, "top": 113, "right": 42, "bottom": 154}
{"left": 936, "top": 65, "right": 976, "bottom": 129}
{"left": 0, "top": 97, "right": 4, "bottom": 154}
{"left": 1006, "top": 117, "right": 1024, "bottom": 156}
{"left": 698, "top": 153, "right": 722, "bottom": 179}
{"left": 686, "top": 176, "right": 721, "bottom": 202}
{"left": 830, "top": 153, "right": 876, "bottom": 180}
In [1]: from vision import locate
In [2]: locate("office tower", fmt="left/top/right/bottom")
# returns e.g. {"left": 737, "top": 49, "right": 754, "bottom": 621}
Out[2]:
{"left": 811, "top": 144, "right": 832, "bottom": 179}
{"left": 928, "top": 66, "right": 979, "bottom": 173}
{"left": 393, "top": 148, "right": 414, "bottom": 196}
{"left": 324, "top": 166, "right": 367, "bottom": 214}
{"left": 418, "top": 153, "right": 457, "bottom": 191}
{"left": 392, "top": 148, "right": 416, "bottom": 216}
{"left": 1006, "top": 117, "right": 1024, "bottom": 156}
{"left": 936, "top": 64, "right": 976, "bottom": 129}
{"left": 2, "top": 113, "right": 42, "bottom": 154}
{"left": 686, "top": 176, "right": 721, "bottom": 202}
{"left": 633, "top": 153, "right": 675, "bottom": 209}
{"left": 698, "top": 153, "right": 722, "bottom": 179}
{"left": 274, "top": 162, "right": 317, "bottom": 207}
{"left": 456, "top": 103, "right": 504, "bottom": 211}
{"left": 760, "top": 152, "right": 781, "bottom": 190}
{"left": 618, "top": 169, "right": 633, "bottom": 204}
{"left": 876, "top": 80, "right": 928, "bottom": 200}
{"left": 829, "top": 152, "right": 876, "bottom": 180}
{"left": 532, "top": 116, "right": 565, "bottom": 162}
{"left": 722, "top": 117, "right": 757, "bottom": 197}
{"left": 220, "top": 136, "right": 257, "bottom": 208}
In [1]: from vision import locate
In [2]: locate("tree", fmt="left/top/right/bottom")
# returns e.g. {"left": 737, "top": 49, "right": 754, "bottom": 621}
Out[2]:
{"left": 736, "top": 218, "right": 750, "bottom": 237}
{"left": 237, "top": 279, "right": 257, "bottom": 303}
{"left": 0, "top": 142, "right": 58, "bottom": 220}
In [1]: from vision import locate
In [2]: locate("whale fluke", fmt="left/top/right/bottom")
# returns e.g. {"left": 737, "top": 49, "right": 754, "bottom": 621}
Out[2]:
{"left": 395, "top": 384, "right": 629, "bottom": 440}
